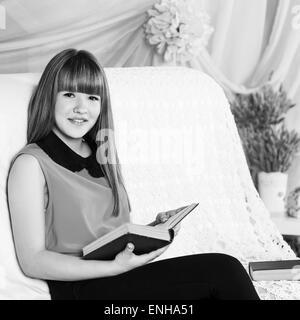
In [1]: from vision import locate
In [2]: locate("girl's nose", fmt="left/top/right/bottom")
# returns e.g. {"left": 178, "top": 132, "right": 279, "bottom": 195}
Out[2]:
{"left": 73, "top": 96, "right": 88, "bottom": 113}
{"left": 73, "top": 106, "right": 87, "bottom": 114}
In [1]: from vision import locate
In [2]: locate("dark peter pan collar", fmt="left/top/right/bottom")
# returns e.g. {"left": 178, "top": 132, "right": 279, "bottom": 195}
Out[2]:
{"left": 36, "top": 131, "right": 104, "bottom": 178}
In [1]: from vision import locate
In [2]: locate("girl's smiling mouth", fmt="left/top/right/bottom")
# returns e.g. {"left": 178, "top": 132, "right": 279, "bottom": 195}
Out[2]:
{"left": 68, "top": 118, "right": 88, "bottom": 125}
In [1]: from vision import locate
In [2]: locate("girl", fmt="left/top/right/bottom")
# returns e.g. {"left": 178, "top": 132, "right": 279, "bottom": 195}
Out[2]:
{"left": 6, "top": 49, "right": 260, "bottom": 300}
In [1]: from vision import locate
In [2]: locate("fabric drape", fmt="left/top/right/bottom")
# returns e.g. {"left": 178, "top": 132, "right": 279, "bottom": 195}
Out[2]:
{"left": 0, "top": 0, "right": 299, "bottom": 186}
{"left": 0, "top": 0, "right": 157, "bottom": 71}
{"left": 0, "top": 0, "right": 298, "bottom": 128}
{"left": 190, "top": 0, "right": 300, "bottom": 132}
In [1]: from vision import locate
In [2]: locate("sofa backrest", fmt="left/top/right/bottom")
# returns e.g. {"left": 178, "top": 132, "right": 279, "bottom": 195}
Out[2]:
{"left": 0, "top": 67, "right": 296, "bottom": 299}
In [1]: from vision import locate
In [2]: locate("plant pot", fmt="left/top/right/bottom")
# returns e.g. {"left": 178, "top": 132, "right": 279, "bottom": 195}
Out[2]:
{"left": 258, "top": 171, "right": 288, "bottom": 218}
{"left": 286, "top": 187, "right": 300, "bottom": 218}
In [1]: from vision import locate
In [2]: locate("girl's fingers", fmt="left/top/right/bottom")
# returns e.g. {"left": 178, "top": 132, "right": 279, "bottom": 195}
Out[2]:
{"left": 145, "top": 245, "right": 170, "bottom": 261}
{"left": 156, "top": 212, "right": 168, "bottom": 223}
{"left": 156, "top": 206, "right": 187, "bottom": 223}
{"left": 126, "top": 243, "right": 134, "bottom": 252}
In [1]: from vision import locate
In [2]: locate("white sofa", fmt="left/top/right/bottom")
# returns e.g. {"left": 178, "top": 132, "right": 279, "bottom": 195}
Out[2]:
{"left": 1, "top": 67, "right": 300, "bottom": 300}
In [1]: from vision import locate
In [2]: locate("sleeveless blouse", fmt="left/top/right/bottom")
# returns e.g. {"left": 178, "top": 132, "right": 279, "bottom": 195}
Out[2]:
{"left": 8, "top": 132, "right": 130, "bottom": 256}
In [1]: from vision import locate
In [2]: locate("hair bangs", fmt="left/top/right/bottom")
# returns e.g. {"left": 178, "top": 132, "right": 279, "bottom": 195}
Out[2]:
{"left": 57, "top": 56, "right": 102, "bottom": 96}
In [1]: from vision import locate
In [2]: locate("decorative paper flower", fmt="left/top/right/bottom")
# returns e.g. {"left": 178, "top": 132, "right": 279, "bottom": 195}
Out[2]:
{"left": 286, "top": 187, "right": 300, "bottom": 218}
{"left": 144, "top": 0, "right": 214, "bottom": 64}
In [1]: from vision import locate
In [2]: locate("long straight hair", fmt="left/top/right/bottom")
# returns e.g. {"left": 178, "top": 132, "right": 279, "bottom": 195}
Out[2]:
{"left": 27, "top": 49, "right": 131, "bottom": 217}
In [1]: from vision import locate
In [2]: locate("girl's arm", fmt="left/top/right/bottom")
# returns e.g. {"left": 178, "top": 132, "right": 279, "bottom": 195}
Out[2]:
{"left": 7, "top": 154, "right": 166, "bottom": 281}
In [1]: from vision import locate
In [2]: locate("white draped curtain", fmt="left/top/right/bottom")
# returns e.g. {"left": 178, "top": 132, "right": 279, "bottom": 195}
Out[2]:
{"left": 0, "top": 0, "right": 158, "bottom": 70}
{"left": 193, "top": 0, "right": 300, "bottom": 133}
{"left": 0, "top": 0, "right": 300, "bottom": 188}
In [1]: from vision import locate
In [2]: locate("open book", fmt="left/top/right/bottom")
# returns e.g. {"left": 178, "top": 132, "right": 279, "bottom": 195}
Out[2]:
{"left": 82, "top": 203, "right": 199, "bottom": 260}
{"left": 248, "top": 259, "right": 300, "bottom": 281}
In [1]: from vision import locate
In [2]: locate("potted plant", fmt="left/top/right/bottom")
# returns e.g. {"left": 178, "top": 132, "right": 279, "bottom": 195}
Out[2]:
{"left": 230, "top": 84, "right": 300, "bottom": 216}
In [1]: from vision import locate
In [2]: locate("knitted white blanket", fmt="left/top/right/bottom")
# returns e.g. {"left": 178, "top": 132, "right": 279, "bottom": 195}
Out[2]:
{"left": 108, "top": 67, "right": 300, "bottom": 300}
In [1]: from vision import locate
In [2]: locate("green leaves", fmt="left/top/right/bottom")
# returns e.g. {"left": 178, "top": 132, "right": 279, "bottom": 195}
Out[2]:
{"left": 229, "top": 84, "right": 300, "bottom": 176}
{"left": 240, "top": 126, "right": 300, "bottom": 173}
{"left": 231, "top": 84, "right": 295, "bottom": 130}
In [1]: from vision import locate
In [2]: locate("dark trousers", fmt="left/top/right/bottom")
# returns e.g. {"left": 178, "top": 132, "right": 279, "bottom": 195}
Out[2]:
{"left": 47, "top": 253, "right": 260, "bottom": 300}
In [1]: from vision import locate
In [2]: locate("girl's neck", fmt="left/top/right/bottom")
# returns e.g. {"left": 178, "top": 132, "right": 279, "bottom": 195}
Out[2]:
{"left": 51, "top": 128, "right": 90, "bottom": 157}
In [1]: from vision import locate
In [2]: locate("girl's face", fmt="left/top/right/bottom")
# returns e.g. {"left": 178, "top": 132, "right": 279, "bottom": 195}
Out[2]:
{"left": 53, "top": 91, "right": 101, "bottom": 140}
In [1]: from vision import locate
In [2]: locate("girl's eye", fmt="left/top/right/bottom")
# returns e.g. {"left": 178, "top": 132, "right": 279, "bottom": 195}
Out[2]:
{"left": 63, "top": 92, "right": 75, "bottom": 98}
{"left": 89, "top": 96, "right": 100, "bottom": 101}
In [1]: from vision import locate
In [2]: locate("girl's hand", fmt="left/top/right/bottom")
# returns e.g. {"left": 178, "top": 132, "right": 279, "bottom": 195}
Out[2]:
{"left": 148, "top": 206, "right": 187, "bottom": 235}
{"left": 114, "top": 243, "right": 170, "bottom": 273}
{"left": 154, "top": 205, "right": 187, "bottom": 225}
{"left": 153, "top": 212, "right": 181, "bottom": 236}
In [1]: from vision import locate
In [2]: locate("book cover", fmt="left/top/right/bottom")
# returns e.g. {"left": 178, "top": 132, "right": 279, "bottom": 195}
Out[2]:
{"left": 82, "top": 202, "right": 199, "bottom": 260}
{"left": 248, "top": 259, "right": 300, "bottom": 281}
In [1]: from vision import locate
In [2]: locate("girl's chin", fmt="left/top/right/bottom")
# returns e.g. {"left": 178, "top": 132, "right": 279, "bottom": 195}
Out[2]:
{"left": 56, "top": 127, "right": 89, "bottom": 140}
